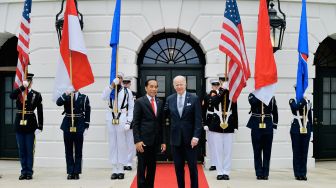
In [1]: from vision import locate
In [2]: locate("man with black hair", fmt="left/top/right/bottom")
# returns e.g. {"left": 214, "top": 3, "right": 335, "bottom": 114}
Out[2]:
{"left": 133, "top": 79, "right": 166, "bottom": 188}
{"left": 102, "top": 72, "right": 134, "bottom": 180}
{"left": 10, "top": 73, "right": 43, "bottom": 180}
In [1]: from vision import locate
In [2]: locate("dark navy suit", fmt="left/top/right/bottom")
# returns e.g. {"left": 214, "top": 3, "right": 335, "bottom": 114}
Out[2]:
{"left": 164, "top": 92, "right": 202, "bottom": 188}
{"left": 246, "top": 93, "right": 278, "bottom": 178}
{"left": 56, "top": 92, "right": 90, "bottom": 175}
{"left": 289, "top": 98, "right": 312, "bottom": 178}
{"left": 10, "top": 85, "right": 43, "bottom": 177}
{"left": 133, "top": 96, "right": 165, "bottom": 188}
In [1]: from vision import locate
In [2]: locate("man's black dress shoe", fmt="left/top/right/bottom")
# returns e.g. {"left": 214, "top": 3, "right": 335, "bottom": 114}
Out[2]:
{"left": 216, "top": 175, "right": 224, "bottom": 180}
{"left": 209, "top": 166, "right": 216, "bottom": 171}
{"left": 295, "top": 176, "right": 301, "bottom": 180}
{"left": 67, "top": 174, "right": 74, "bottom": 180}
{"left": 111, "top": 173, "right": 118, "bottom": 180}
{"left": 118, "top": 173, "right": 124, "bottom": 179}
{"left": 74, "top": 174, "right": 80, "bottom": 180}
{"left": 263, "top": 176, "right": 268, "bottom": 180}
{"left": 301, "top": 176, "right": 307, "bottom": 181}
{"left": 257, "top": 176, "right": 263, "bottom": 180}
{"left": 19, "top": 174, "right": 26, "bottom": 180}
{"left": 223, "top": 174, "right": 230, "bottom": 180}
{"left": 26, "top": 174, "right": 33, "bottom": 180}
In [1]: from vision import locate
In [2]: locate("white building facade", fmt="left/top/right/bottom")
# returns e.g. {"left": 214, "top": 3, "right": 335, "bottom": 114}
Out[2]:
{"left": 1, "top": 0, "right": 336, "bottom": 169}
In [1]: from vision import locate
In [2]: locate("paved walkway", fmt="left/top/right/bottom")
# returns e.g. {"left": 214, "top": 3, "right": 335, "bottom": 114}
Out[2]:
{"left": 0, "top": 160, "right": 335, "bottom": 188}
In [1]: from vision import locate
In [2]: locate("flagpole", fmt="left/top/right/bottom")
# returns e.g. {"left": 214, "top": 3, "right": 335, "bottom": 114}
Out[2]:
{"left": 113, "top": 47, "right": 119, "bottom": 116}
{"left": 223, "top": 55, "right": 228, "bottom": 119}
{"left": 20, "top": 65, "right": 28, "bottom": 125}
{"left": 221, "top": 55, "right": 229, "bottom": 129}
{"left": 69, "top": 51, "right": 75, "bottom": 132}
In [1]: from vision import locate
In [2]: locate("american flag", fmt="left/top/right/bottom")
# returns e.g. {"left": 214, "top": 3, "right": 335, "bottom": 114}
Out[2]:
{"left": 14, "top": 0, "right": 32, "bottom": 96}
{"left": 219, "top": 0, "right": 250, "bottom": 102}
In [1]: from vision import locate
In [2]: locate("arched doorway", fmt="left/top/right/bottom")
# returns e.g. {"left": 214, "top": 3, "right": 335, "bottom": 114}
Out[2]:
{"left": 137, "top": 32, "right": 206, "bottom": 161}
{"left": 313, "top": 36, "right": 336, "bottom": 159}
{"left": 0, "top": 36, "right": 19, "bottom": 158}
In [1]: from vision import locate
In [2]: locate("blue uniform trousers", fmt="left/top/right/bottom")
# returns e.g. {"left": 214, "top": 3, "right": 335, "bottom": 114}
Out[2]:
{"left": 16, "top": 132, "right": 35, "bottom": 176}
{"left": 63, "top": 132, "right": 84, "bottom": 174}
{"left": 290, "top": 133, "right": 310, "bottom": 177}
{"left": 251, "top": 130, "right": 273, "bottom": 177}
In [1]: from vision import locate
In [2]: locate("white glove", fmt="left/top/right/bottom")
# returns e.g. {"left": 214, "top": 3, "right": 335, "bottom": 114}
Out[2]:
{"left": 23, "top": 81, "right": 29, "bottom": 88}
{"left": 310, "top": 132, "right": 313, "bottom": 142}
{"left": 34, "top": 129, "right": 42, "bottom": 135}
{"left": 124, "top": 122, "right": 131, "bottom": 130}
{"left": 234, "top": 129, "right": 238, "bottom": 134}
{"left": 113, "top": 78, "right": 120, "bottom": 85}
{"left": 273, "top": 129, "right": 277, "bottom": 134}
{"left": 83, "top": 129, "right": 88, "bottom": 136}
{"left": 204, "top": 126, "right": 209, "bottom": 131}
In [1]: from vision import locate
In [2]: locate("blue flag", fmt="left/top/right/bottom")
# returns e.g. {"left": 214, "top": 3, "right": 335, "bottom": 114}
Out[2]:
{"left": 296, "top": 0, "right": 309, "bottom": 102}
{"left": 110, "top": 0, "right": 121, "bottom": 84}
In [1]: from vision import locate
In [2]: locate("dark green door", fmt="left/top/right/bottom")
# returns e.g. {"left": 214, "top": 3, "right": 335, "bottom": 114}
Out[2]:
{"left": 0, "top": 73, "right": 18, "bottom": 158}
{"left": 313, "top": 68, "right": 336, "bottom": 159}
{"left": 139, "top": 67, "right": 205, "bottom": 162}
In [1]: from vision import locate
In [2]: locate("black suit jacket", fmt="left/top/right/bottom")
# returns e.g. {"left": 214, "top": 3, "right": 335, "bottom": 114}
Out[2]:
{"left": 164, "top": 92, "right": 202, "bottom": 146}
{"left": 10, "top": 86, "right": 43, "bottom": 133}
{"left": 132, "top": 96, "right": 165, "bottom": 146}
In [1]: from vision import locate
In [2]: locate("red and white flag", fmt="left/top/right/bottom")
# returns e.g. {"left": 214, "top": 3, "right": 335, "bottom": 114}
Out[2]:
{"left": 14, "top": 0, "right": 32, "bottom": 102}
{"left": 53, "top": 0, "right": 94, "bottom": 101}
{"left": 219, "top": 0, "right": 250, "bottom": 103}
{"left": 253, "top": 0, "right": 278, "bottom": 105}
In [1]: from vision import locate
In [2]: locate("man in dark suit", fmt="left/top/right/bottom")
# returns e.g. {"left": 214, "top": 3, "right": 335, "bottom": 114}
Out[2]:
{"left": 133, "top": 79, "right": 166, "bottom": 188}
{"left": 56, "top": 88, "right": 91, "bottom": 180}
{"left": 10, "top": 73, "right": 43, "bottom": 180}
{"left": 164, "top": 75, "right": 202, "bottom": 188}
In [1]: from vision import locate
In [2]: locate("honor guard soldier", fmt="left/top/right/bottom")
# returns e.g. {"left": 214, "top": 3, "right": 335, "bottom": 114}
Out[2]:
{"left": 122, "top": 76, "right": 136, "bottom": 171}
{"left": 10, "top": 73, "right": 43, "bottom": 180}
{"left": 202, "top": 80, "right": 218, "bottom": 172}
{"left": 289, "top": 85, "right": 312, "bottom": 181}
{"left": 247, "top": 93, "right": 278, "bottom": 180}
{"left": 216, "top": 77, "right": 238, "bottom": 180}
{"left": 101, "top": 72, "right": 134, "bottom": 180}
{"left": 56, "top": 88, "right": 91, "bottom": 180}
{"left": 204, "top": 78, "right": 238, "bottom": 180}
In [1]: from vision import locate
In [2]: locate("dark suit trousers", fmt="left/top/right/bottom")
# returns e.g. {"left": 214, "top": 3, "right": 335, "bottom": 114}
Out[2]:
{"left": 251, "top": 130, "right": 273, "bottom": 177}
{"left": 290, "top": 133, "right": 311, "bottom": 177}
{"left": 63, "top": 132, "right": 83, "bottom": 174}
{"left": 137, "top": 145, "right": 157, "bottom": 188}
{"left": 16, "top": 132, "right": 35, "bottom": 176}
{"left": 172, "top": 145, "right": 198, "bottom": 188}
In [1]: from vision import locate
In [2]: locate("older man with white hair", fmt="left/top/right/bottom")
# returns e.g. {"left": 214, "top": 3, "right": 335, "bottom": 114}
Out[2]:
{"left": 164, "top": 75, "right": 202, "bottom": 188}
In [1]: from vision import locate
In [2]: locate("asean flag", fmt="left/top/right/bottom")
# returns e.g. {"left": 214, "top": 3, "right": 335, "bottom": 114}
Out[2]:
{"left": 53, "top": 0, "right": 94, "bottom": 101}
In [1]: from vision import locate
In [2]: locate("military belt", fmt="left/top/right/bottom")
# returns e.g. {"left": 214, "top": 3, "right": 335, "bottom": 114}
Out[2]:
{"left": 65, "top": 113, "right": 83, "bottom": 118}
{"left": 251, "top": 113, "right": 271, "bottom": 118}
{"left": 17, "top": 110, "right": 34, "bottom": 114}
